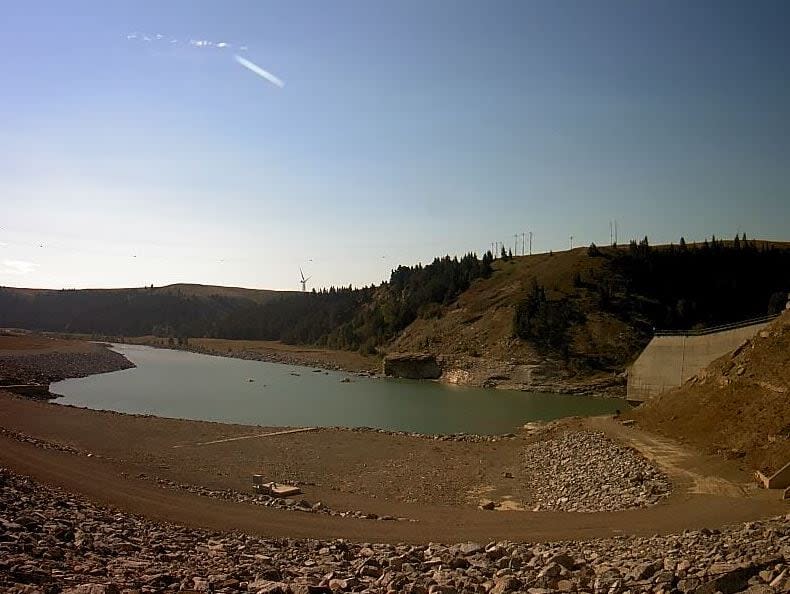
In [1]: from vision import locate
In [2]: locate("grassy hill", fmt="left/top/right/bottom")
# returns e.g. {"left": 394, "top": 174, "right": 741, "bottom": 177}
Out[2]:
{"left": 0, "top": 283, "right": 291, "bottom": 337}
{"left": 153, "top": 283, "right": 293, "bottom": 303}
{"left": 390, "top": 248, "right": 644, "bottom": 391}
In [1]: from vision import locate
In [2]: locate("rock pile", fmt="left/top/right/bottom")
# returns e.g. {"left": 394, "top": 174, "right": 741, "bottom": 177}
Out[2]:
{"left": 2, "top": 467, "right": 789, "bottom": 594}
{"left": 523, "top": 431, "right": 671, "bottom": 512}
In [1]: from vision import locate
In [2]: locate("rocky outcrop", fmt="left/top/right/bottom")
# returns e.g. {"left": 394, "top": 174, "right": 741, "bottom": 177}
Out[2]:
{"left": 382, "top": 352, "right": 441, "bottom": 379}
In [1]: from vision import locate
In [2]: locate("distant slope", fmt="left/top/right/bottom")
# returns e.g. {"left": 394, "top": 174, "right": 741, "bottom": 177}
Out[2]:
{"left": 1, "top": 238, "right": 787, "bottom": 394}
{"left": 390, "top": 239, "right": 790, "bottom": 392}
{"left": 153, "top": 283, "right": 294, "bottom": 304}
{"left": 390, "top": 248, "right": 644, "bottom": 392}
{"left": 632, "top": 310, "right": 790, "bottom": 474}
{"left": 0, "top": 284, "right": 291, "bottom": 337}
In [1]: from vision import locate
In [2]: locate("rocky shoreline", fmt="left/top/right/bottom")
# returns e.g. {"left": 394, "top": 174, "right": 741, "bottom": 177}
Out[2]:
{"left": 2, "top": 465, "right": 789, "bottom": 594}
{"left": 0, "top": 346, "right": 134, "bottom": 389}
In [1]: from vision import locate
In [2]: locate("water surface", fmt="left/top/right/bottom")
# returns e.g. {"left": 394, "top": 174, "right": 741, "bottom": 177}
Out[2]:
{"left": 52, "top": 344, "right": 625, "bottom": 434}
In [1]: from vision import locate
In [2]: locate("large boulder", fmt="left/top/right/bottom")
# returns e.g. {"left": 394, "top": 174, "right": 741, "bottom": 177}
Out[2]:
{"left": 382, "top": 353, "right": 441, "bottom": 379}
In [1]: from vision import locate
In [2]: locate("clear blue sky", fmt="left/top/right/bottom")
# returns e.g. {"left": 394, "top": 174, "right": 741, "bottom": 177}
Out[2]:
{"left": 2, "top": 0, "right": 789, "bottom": 290}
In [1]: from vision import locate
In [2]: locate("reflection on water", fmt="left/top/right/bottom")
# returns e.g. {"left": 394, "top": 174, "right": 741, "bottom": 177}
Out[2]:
{"left": 52, "top": 344, "right": 625, "bottom": 435}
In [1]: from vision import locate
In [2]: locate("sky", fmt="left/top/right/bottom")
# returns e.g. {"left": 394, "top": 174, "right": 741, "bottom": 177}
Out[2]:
{"left": 1, "top": 0, "right": 789, "bottom": 291}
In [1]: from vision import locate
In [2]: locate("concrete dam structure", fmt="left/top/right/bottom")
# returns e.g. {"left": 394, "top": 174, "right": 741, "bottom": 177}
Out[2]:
{"left": 627, "top": 315, "right": 778, "bottom": 404}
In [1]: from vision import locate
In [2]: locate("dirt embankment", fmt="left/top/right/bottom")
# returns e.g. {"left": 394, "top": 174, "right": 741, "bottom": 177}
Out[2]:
{"left": 0, "top": 333, "right": 134, "bottom": 386}
{"left": 632, "top": 311, "right": 790, "bottom": 474}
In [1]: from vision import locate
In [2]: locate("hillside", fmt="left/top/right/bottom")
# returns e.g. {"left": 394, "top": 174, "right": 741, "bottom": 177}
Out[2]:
{"left": 1, "top": 238, "right": 788, "bottom": 393}
{"left": 0, "top": 284, "right": 289, "bottom": 337}
{"left": 154, "top": 283, "right": 292, "bottom": 303}
{"left": 390, "top": 249, "right": 644, "bottom": 392}
{"left": 632, "top": 310, "right": 790, "bottom": 474}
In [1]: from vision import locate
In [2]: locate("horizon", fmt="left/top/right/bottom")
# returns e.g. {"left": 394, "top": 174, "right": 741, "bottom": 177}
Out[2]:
{"left": 2, "top": 1, "right": 790, "bottom": 291}
{"left": 3, "top": 236, "right": 786, "bottom": 293}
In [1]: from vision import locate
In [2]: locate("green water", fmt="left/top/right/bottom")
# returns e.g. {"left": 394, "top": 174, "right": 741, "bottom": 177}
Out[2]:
{"left": 51, "top": 344, "right": 625, "bottom": 435}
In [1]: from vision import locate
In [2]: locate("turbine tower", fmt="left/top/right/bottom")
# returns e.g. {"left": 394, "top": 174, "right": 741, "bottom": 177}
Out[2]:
{"left": 299, "top": 267, "right": 311, "bottom": 292}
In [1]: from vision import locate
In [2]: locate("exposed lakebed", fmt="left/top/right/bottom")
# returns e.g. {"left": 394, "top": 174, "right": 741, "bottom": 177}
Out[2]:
{"left": 52, "top": 344, "right": 625, "bottom": 434}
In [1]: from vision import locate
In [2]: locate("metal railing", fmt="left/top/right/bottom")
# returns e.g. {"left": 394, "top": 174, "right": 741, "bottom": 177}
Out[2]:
{"left": 654, "top": 313, "right": 780, "bottom": 337}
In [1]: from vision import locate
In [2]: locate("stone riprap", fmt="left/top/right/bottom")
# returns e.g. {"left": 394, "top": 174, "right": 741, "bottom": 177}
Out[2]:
{"left": 1, "top": 467, "right": 789, "bottom": 594}
{"left": 523, "top": 431, "right": 671, "bottom": 512}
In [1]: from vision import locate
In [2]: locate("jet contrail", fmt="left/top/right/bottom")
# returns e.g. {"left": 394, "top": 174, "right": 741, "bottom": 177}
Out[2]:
{"left": 233, "top": 54, "right": 284, "bottom": 88}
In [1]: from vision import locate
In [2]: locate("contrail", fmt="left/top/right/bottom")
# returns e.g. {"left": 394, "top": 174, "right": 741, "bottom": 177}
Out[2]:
{"left": 233, "top": 54, "right": 284, "bottom": 88}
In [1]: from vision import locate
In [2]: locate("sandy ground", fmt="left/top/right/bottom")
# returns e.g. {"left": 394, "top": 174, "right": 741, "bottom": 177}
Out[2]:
{"left": 0, "top": 390, "right": 784, "bottom": 544}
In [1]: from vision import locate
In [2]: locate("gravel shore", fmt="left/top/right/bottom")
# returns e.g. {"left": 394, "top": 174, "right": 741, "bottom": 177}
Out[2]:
{"left": 0, "top": 348, "right": 134, "bottom": 386}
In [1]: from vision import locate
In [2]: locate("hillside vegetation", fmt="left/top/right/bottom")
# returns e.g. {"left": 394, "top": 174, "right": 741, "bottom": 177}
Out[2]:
{"left": 632, "top": 310, "right": 790, "bottom": 474}
{"left": 1, "top": 237, "right": 788, "bottom": 390}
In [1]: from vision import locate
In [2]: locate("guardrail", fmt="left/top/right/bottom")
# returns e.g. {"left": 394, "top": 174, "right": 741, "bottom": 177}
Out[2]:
{"left": 654, "top": 313, "right": 779, "bottom": 337}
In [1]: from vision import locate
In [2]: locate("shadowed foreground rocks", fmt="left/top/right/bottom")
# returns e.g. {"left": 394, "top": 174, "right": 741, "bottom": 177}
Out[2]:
{"left": 1, "top": 467, "right": 789, "bottom": 594}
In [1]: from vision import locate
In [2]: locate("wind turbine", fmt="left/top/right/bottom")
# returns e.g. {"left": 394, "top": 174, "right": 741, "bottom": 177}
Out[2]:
{"left": 299, "top": 267, "right": 311, "bottom": 292}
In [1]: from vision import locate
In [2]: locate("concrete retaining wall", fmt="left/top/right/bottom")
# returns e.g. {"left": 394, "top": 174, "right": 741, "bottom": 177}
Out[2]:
{"left": 627, "top": 319, "right": 774, "bottom": 403}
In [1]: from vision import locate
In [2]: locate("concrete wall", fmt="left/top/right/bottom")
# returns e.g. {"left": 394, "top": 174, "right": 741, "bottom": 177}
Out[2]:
{"left": 627, "top": 320, "right": 773, "bottom": 403}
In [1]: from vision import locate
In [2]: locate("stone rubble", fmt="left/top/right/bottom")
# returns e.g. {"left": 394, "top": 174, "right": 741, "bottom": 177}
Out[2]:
{"left": 140, "top": 475, "right": 411, "bottom": 523}
{"left": 346, "top": 427, "right": 519, "bottom": 444}
{"left": 523, "top": 431, "right": 671, "bottom": 512}
{"left": 2, "top": 467, "right": 789, "bottom": 594}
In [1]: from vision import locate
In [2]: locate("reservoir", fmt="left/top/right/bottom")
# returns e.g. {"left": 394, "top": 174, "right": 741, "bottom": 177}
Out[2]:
{"left": 52, "top": 344, "right": 625, "bottom": 435}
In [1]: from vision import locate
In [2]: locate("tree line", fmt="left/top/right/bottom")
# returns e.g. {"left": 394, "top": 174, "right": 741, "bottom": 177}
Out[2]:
{"left": 0, "top": 251, "right": 494, "bottom": 353}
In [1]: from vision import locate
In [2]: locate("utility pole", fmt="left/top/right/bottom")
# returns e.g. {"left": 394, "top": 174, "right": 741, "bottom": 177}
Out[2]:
{"left": 609, "top": 221, "right": 613, "bottom": 246}
{"left": 570, "top": 235, "right": 574, "bottom": 250}
{"left": 529, "top": 232, "right": 533, "bottom": 255}
{"left": 614, "top": 221, "right": 618, "bottom": 245}
{"left": 522, "top": 232, "right": 526, "bottom": 256}
{"left": 514, "top": 234, "right": 519, "bottom": 256}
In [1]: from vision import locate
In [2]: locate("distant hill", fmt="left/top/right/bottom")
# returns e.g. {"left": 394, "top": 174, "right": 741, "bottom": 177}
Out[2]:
{"left": 1, "top": 237, "right": 788, "bottom": 392}
{"left": 0, "top": 283, "right": 293, "bottom": 337}
{"left": 153, "top": 283, "right": 292, "bottom": 304}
